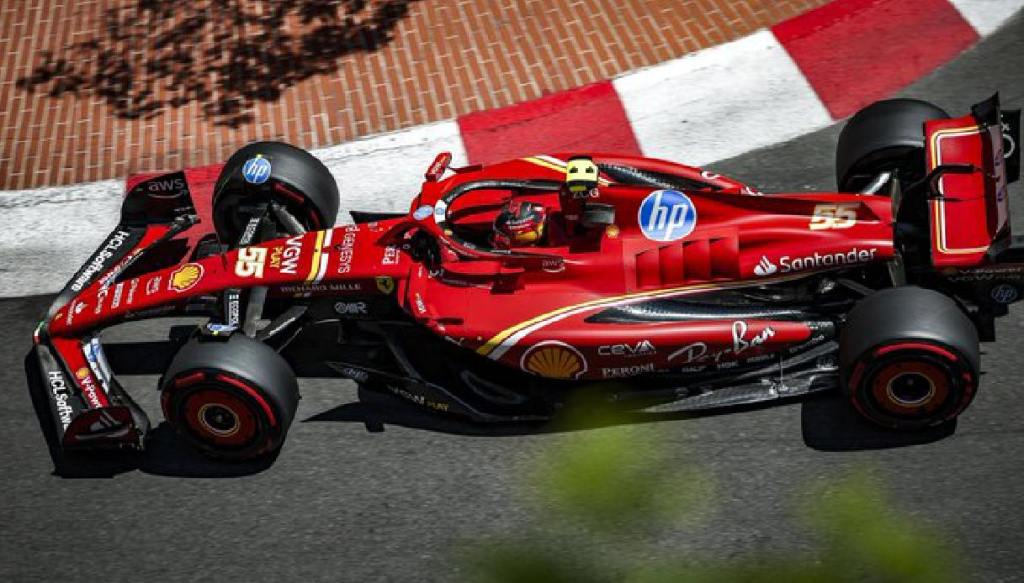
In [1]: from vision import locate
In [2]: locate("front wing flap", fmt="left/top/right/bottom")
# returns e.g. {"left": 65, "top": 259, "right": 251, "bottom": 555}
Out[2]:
{"left": 26, "top": 170, "right": 203, "bottom": 455}
{"left": 27, "top": 339, "right": 149, "bottom": 453}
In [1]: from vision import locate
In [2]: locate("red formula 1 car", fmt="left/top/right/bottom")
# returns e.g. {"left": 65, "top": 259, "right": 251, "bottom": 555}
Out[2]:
{"left": 26, "top": 95, "right": 1021, "bottom": 462}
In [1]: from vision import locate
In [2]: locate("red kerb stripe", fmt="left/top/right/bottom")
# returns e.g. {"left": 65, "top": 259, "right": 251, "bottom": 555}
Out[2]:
{"left": 458, "top": 81, "right": 641, "bottom": 165}
{"left": 773, "top": 0, "right": 978, "bottom": 119}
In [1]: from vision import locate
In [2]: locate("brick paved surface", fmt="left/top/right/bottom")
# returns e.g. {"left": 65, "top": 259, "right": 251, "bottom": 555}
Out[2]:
{"left": 1, "top": 0, "right": 829, "bottom": 190}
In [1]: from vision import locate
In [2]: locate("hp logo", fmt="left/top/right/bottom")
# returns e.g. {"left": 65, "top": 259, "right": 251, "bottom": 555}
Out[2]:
{"left": 638, "top": 190, "right": 697, "bottom": 242}
{"left": 242, "top": 156, "right": 272, "bottom": 185}
{"left": 991, "top": 284, "right": 1018, "bottom": 304}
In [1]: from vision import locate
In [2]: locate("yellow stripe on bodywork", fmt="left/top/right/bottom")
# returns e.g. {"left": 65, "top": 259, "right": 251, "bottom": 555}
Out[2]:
{"left": 523, "top": 156, "right": 568, "bottom": 174}
{"left": 305, "top": 230, "right": 326, "bottom": 282}
{"left": 522, "top": 156, "right": 611, "bottom": 186}
{"left": 476, "top": 273, "right": 808, "bottom": 357}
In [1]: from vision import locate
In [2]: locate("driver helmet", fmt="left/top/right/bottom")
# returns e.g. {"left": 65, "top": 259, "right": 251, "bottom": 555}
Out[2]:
{"left": 493, "top": 200, "right": 547, "bottom": 248}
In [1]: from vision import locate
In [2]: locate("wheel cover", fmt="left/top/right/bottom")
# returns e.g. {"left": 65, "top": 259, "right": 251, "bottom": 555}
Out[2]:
{"left": 182, "top": 388, "right": 260, "bottom": 447}
{"left": 870, "top": 361, "right": 949, "bottom": 416}
{"left": 849, "top": 341, "right": 975, "bottom": 427}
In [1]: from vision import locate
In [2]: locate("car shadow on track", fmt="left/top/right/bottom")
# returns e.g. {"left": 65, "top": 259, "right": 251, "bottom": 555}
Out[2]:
{"left": 26, "top": 348, "right": 278, "bottom": 479}
{"left": 307, "top": 386, "right": 958, "bottom": 451}
{"left": 31, "top": 340, "right": 957, "bottom": 478}
{"left": 799, "top": 393, "right": 956, "bottom": 451}
{"left": 35, "top": 389, "right": 957, "bottom": 479}
{"left": 39, "top": 423, "right": 280, "bottom": 480}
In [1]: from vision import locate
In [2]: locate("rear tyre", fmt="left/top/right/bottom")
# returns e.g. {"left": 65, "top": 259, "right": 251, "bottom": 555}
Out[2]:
{"left": 160, "top": 334, "right": 299, "bottom": 461}
{"left": 840, "top": 287, "right": 979, "bottom": 430}
{"left": 836, "top": 99, "right": 949, "bottom": 192}
{"left": 213, "top": 141, "right": 340, "bottom": 244}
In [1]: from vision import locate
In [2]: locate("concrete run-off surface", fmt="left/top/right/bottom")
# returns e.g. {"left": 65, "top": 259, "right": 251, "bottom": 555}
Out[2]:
{"left": 0, "top": 0, "right": 829, "bottom": 189}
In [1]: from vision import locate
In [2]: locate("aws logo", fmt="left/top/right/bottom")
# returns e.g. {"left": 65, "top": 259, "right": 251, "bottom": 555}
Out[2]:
{"left": 146, "top": 177, "right": 186, "bottom": 198}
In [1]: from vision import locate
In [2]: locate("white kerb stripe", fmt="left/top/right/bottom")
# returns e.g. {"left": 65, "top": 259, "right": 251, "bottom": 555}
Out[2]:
{"left": 0, "top": 180, "right": 122, "bottom": 298}
{"left": 948, "top": 0, "right": 1024, "bottom": 35}
{"left": 0, "top": 122, "right": 467, "bottom": 297}
{"left": 313, "top": 120, "right": 468, "bottom": 224}
{"left": 614, "top": 29, "right": 832, "bottom": 167}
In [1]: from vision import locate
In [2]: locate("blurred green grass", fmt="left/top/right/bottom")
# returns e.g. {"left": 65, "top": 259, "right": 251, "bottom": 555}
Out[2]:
{"left": 460, "top": 408, "right": 958, "bottom": 583}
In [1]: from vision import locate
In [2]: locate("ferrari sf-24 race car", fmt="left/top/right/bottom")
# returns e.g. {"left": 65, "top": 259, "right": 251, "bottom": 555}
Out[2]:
{"left": 26, "top": 95, "right": 1021, "bottom": 462}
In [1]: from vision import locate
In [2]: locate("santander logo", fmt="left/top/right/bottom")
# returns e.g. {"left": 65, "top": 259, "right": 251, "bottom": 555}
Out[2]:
{"left": 753, "top": 256, "right": 778, "bottom": 276}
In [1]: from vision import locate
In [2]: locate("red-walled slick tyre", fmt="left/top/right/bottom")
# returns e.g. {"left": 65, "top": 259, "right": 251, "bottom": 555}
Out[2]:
{"left": 840, "top": 286, "right": 980, "bottom": 430}
{"left": 160, "top": 334, "right": 299, "bottom": 461}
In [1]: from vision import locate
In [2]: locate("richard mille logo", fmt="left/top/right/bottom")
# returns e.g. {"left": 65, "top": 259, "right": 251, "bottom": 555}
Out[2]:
{"left": 754, "top": 255, "right": 778, "bottom": 276}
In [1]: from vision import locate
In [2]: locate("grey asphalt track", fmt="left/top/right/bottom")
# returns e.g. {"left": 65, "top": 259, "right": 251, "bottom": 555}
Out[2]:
{"left": 3, "top": 15, "right": 1024, "bottom": 582}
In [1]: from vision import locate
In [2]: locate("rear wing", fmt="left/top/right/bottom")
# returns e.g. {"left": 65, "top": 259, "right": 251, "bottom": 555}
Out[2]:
{"left": 925, "top": 94, "right": 1020, "bottom": 268}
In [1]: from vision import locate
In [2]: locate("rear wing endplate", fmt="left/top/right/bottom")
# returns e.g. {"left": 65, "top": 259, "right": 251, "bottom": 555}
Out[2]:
{"left": 925, "top": 94, "right": 1018, "bottom": 268}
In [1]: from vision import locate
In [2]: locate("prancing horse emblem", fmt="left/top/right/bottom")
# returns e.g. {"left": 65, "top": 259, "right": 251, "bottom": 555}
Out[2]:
{"left": 375, "top": 276, "right": 395, "bottom": 294}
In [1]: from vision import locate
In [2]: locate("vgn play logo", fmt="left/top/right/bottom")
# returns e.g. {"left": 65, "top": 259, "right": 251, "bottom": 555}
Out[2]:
{"left": 638, "top": 189, "right": 698, "bottom": 242}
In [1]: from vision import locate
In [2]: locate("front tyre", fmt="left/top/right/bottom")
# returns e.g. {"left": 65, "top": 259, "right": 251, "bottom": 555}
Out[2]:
{"left": 160, "top": 334, "right": 299, "bottom": 461}
{"left": 213, "top": 141, "right": 340, "bottom": 244}
{"left": 840, "top": 287, "right": 979, "bottom": 430}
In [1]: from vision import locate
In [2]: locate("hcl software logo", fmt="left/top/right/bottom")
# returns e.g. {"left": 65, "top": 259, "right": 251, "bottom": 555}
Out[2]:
{"left": 638, "top": 190, "right": 698, "bottom": 242}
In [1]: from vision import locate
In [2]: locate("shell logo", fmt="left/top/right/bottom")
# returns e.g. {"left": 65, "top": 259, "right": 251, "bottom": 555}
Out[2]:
{"left": 169, "top": 263, "right": 204, "bottom": 293}
{"left": 75, "top": 367, "right": 90, "bottom": 380}
{"left": 520, "top": 341, "right": 587, "bottom": 380}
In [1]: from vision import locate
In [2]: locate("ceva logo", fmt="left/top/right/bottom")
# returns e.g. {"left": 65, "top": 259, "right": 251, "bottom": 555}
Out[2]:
{"left": 242, "top": 156, "right": 272, "bottom": 184}
{"left": 753, "top": 256, "right": 778, "bottom": 276}
{"left": 638, "top": 190, "right": 697, "bottom": 242}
